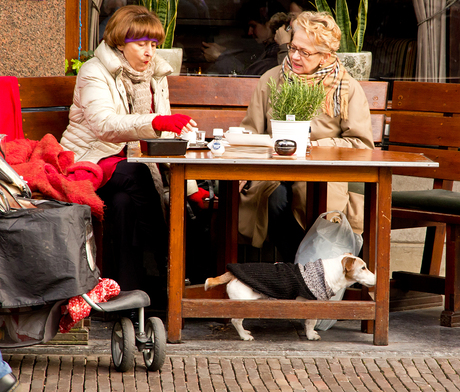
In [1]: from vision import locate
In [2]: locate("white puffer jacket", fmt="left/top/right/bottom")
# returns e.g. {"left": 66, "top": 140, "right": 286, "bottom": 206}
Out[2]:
{"left": 61, "top": 41, "right": 175, "bottom": 162}
{"left": 61, "top": 41, "right": 198, "bottom": 195}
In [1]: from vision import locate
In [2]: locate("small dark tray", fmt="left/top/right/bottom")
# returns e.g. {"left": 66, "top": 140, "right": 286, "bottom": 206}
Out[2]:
{"left": 140, "top": 138, "right": 188, "bottom": 156}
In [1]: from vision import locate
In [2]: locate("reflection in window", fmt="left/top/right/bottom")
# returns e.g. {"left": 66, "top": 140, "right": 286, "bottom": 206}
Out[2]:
{"left": 176, "top": 0, "right": 291, "bottom": 76}
{"left": 97, "top": 0, "right": 427, "bottom": 81}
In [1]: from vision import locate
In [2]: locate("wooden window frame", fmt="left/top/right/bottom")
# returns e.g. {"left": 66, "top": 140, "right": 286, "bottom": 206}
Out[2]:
{"left": 66, "top": 0, "right": 89, "bottom": 61}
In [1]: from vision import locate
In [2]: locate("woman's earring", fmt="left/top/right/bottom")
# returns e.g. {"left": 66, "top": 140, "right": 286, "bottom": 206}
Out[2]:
{"left": 318, "top": 63, "right": 323, "bottom": 68}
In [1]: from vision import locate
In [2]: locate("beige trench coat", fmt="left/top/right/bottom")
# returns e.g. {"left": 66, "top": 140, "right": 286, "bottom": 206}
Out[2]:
{"left": 238, "top": 65, "right": 374, "bottom": 248}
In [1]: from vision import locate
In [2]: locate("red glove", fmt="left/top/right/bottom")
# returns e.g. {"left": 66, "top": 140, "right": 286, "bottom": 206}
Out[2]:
{"left": 152, "top": 114, "right": 192, "bottom": 135}
{"left": 188, "top": 187, "right": 210, "bottom": 209}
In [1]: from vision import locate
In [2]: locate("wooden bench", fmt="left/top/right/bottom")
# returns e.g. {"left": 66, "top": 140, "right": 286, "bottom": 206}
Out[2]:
{"left": 388, "top": 80, "right": 460, "bottom": 327}
{"left": 18, "top": 75, "right": 388, "bottom": 144}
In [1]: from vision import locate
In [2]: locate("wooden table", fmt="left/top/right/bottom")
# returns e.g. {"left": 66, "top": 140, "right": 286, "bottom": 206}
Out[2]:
{"left": 129, "top": 146, "right": 437, "bottom": 346}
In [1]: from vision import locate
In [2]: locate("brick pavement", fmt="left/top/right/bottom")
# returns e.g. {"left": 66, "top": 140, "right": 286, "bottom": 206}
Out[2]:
{"left": 4, "top": 353, "right": 460, "bottom": 391}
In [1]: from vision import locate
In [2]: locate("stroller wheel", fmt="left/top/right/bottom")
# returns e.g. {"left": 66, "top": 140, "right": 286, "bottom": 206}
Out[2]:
{"left": 111, "top": 317, "right": 136, "bottom": 372}
{"left": 143, "top": 317, "right": 166, "bottom": 371}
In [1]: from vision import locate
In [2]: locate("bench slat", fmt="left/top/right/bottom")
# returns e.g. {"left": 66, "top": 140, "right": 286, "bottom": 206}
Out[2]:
{"left": 390, "top": 112, "right": 460, "bottom": 147}
{"left": 168, "top": 76, "right": 259, "bottom": 107}
{"left": 22, "top": 111, "right": 70, "bottom": 141}
{"left": 19, "top": 76, "right": 76, "bottom": 108}
{"left": 171, "top": 108, "right": 248, "bottom": 134}
{"left": 392, "top": 81, "right": 460, "bottom": 113}
{"left": 390, "top": 145, "right": 460, "bottom": 180}
{"left": 371, "top": 114, "right": 385, "bottom": 144}
{"left": 359, "top": 81, "right": 388, "bottom": 110}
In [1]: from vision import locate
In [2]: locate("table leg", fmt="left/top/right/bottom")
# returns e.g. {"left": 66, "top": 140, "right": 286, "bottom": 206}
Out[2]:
{"left": 373, "top": 168, "right": 391, "bottom": 346}
{"left": 441, "top": 224, "right": 460, "bottom": 327}
{"left": 167, "top": 164, "right": 186, "bottom": 343}
{"left": 216, "top": 180, "right": 239, "bottom": 273}
{"left": 361, "top": 182, "right": 377, "bottom": 333}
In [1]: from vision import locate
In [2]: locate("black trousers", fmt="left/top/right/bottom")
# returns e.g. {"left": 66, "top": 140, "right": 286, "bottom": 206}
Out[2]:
{"left": 97, "top": 160, "right": 168, "bottom": 291}
{"left": 267, "top": 182, "right": 305, "bottom": 263}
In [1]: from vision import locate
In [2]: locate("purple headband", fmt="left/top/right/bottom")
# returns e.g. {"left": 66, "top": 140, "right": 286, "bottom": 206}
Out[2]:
{"left": 125, "top": 36, "right": 158, "bottom": 43}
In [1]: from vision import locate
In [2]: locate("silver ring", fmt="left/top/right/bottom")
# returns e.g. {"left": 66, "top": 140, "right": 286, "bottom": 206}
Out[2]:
{"left": 286, "top": 25, "right": 292, "bottom": 32}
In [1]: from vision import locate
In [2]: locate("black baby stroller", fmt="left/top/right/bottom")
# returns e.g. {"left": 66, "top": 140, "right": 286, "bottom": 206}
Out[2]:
{"left": 0, "top": 149, "right": 166, "bottom": 372}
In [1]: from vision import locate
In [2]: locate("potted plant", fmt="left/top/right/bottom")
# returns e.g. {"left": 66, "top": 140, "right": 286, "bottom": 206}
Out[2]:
{"left": 315, "top": 0, "right": 371, "bottom": 80}
{"left": 65, "top": 51, "right": 94, "bottom": 75}
{"left": 137, "top": 0, "right": 182, "bottom": 75}
{"left": 268, "top": 77, "right": 326, "bottom": 156}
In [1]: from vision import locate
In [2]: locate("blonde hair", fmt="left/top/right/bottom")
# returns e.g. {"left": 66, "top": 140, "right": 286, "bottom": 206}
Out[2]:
{"left": 103, "top": 5, "right": 165, "bottom": 48}
{"left": 292, "top": 11, "right": 341, "bottom": 53}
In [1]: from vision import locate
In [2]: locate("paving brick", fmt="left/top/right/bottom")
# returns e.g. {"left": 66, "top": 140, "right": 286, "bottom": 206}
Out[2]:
{"left": 436, "top": 358, "right": 460, "bottom": 391}
{"left": 350, "top": 358, "right": 382, "bottom": 391}
{"left": 338, "top": 358, "right": 367, "bottom": 391}
{"left": 96, "top": 356, "right": 112, "bottom": 392}
{"left": 6, "top": 353, "right": 460, "bottom": 391}
{"left": 57, "top": 356, "right": 72, "bottom": 392}
{"left": 363, "top": 358, "right": 394, "bottom": 392}
{"left": 146, "top": 363, "right": 162, "bottom": 391}
{"left": 316, "top": 358, "right": 342, "bottom": 391}
{"left": 232, "top": 358, "right": 254, "bottom": 391}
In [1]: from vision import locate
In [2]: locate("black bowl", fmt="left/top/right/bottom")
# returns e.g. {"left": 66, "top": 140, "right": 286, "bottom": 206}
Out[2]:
{"left": 140, "top": 138, "right": 188, "bottom": 156}
{"left": 274, "top": 139, "right": 296, "bottom": 156}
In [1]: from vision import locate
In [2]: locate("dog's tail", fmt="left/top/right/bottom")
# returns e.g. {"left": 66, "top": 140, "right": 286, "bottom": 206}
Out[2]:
{"left": 204, "top": 272, "right": 235, "bottom": 291}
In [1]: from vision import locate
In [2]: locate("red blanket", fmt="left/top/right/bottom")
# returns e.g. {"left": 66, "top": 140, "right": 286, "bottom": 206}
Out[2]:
{"left": 0, "top": 76, "right": 25, "bottom": 142}
{"left": 4, "top": 134, "right": 104, "bottom": 220}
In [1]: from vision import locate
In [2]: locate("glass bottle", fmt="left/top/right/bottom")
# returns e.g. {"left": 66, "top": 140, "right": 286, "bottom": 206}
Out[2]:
{"left": 208, "top": 128, "right": 225, "bottom": 156}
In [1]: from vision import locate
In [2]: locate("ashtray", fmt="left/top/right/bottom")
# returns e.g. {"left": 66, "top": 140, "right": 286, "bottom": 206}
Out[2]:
{"left": 140, "top": 138, "right": 188, "bottom": 156}
{"left": 274, "top": 139, "right": 296, "bottom": 156}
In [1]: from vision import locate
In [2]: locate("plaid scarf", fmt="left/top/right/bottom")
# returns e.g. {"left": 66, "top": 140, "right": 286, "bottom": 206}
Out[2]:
{"left": 114, "top": 48, "right": 155, "bottom": 115}
{"left": 281, "top": 55, "right": 350, "bottom": 120}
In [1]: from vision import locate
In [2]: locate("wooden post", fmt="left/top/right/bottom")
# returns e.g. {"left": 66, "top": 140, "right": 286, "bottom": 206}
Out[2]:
{"left": 66, "top": 0, "right": 89, "bottom": 62}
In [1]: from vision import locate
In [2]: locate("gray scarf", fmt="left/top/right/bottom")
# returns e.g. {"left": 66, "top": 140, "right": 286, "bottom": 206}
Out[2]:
{"left": 298, "top": 259, "right": 335, "bottom": 300}
{"left": 114, "top": 48, "right": 155, "bottom": 114}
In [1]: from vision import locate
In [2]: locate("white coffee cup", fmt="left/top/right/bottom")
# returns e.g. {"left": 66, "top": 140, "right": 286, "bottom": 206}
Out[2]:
{"left": 181, "top": 128, "right": 197, "bottom": 146}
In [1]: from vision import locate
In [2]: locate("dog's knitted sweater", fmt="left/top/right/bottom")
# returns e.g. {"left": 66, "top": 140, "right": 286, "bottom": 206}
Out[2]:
{"left": 227, "top": 260, "right": 334, "bottom": 300}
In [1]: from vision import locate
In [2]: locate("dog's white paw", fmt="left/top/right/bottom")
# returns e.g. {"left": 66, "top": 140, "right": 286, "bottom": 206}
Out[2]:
{"left": 306, "top": 330, "right": 321, "bottom": 341}
{"left": 240, "top": 332, "right": 254, "bottom": 341}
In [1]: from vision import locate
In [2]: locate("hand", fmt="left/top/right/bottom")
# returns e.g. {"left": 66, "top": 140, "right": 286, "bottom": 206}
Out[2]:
{"left": 201, "top": 42, "right": 226, "bottom": 62}
{"left": 152, "top": 114, "right": 197, "bottom": 135}
{"left": 238, "top": 180, "right": 247, "bottom": 193}
{"left": 188, "top": 187, "right": 210, "bottom": 209}
{"left": 274, "top": 25, "right": 292, "bottom": 46}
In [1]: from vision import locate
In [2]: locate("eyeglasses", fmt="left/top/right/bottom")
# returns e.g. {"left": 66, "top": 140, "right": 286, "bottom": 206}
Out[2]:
{"left": 287, "top": 44, "right": 319, "bottom": 59}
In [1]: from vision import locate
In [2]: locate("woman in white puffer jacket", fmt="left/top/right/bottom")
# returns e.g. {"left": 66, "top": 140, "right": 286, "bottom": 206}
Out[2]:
{"left": 61, "top": 5, "right": 197, "bottom": 300}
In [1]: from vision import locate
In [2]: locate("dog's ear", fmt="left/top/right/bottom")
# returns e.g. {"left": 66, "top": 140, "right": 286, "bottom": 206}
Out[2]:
{"left": 342, "top": 256, "right": 355, "bottom": 272}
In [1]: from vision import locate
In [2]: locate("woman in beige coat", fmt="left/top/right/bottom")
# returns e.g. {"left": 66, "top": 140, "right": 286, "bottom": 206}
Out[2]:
{"left": 239, "top": 11, "right": 374, "bottom": 262}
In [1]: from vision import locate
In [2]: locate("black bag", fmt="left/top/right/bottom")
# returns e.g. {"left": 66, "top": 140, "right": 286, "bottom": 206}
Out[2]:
{"left": 0, "top": 200, "right": 100, "bottom": 308}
